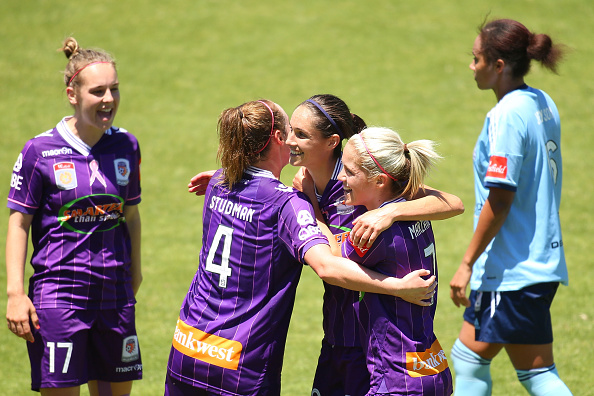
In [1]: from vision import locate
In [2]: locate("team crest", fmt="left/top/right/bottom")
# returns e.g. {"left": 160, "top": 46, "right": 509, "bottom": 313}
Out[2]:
{"left": 114, "top": 159, "right": 131, "bottom": 186}
{"left": 54, "top": 162, "right": 77, "bottom": 190}
{"left": 121, "top": 335, "right": 140, "bottom": 362}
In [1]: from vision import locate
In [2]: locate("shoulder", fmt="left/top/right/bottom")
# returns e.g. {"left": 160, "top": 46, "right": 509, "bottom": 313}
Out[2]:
{"left": 18, "top": 127, "right": 65, "bottom": 159}
{"left": 109, "top": 126, "right": 139, "bottom": 142}
{"left": 105, "top": 126, "right": 141, "bottom": 151}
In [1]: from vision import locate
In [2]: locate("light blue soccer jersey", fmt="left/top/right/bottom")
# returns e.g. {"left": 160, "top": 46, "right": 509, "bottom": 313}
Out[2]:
{"left": 471, "top": 85, "right": 568, "bottom": 291}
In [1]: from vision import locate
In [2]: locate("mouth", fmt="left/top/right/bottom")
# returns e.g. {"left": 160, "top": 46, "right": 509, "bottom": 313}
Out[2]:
{"left": 289, "top": 149, "right": 303, "bottom": 157}
{"left": 98, "top": 108, "right": 114, "bottom": 121}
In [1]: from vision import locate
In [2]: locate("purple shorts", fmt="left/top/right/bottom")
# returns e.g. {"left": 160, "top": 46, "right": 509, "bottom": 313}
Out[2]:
{"left": 311, "top": 339, "right": 369, "bottom": 396}
{"left": 27, "top": 307, "right": 142, "bottom": 391}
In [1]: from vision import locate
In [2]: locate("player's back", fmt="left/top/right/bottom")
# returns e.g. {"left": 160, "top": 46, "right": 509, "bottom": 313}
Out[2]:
{"left": 169, "top": 167, "right": 320, "bottom": 395}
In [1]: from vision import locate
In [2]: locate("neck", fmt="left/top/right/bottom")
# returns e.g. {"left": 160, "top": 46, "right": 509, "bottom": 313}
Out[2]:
{"left": 494, "top": 78, "right": 526, "bottom": 102}
{"left": 308, "top": 156, "right": 339, "bottom": 194}
{"left": 67, "top": 117, "right": 105, "bottom": 147}
{"left": 365, "top": 189, "right": 398, "bottom": 211}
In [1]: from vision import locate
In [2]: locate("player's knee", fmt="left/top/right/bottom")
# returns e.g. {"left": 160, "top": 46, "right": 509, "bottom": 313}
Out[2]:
{"left": 451, "top": 338, "right": 492, "bottom": 396}
{"left": 517, "top": 364, "right": 572, "bottom": 396}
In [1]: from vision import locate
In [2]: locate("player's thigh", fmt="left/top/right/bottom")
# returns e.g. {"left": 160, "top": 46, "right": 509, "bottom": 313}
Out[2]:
{"left": 505, "top": 343, "right": 555, "bottom": 370}
{"left": 40, "top": 386, "right": 80, "bottom": 396}
{"left": 458, "top": 320, "right": 503, "bottom": 360}
{"left": 88, "top": 380, "right": 133, "bottom": 396}
{"left": 88, "top": 307, "right": 142, "bottom": 383}
{"left": 30, "top": 309, "right": 93, "bottom": 390}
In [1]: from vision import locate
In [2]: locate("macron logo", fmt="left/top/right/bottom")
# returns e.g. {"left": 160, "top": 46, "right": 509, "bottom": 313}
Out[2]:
{"left": 486, "top": 156, "right": 507, "bottom": 179}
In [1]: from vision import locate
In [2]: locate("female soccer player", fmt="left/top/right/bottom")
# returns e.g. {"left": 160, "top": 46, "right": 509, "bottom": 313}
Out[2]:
{"left": 449, "top": 19, "right": 572, "bottom": 395}
{"left": 165, "top": 100, "right": 436, "bottom": 396}
{"left": 338, "top": 126, "right": 452, "bottom": 395}
{"left": 6, "top": 38, "right": 142, "bottom": 395}
{"left": 288, "top": 94, "right": 463, "bottom": 396}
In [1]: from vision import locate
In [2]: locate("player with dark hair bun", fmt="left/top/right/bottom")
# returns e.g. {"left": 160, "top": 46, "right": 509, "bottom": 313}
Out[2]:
{"left": 449, "top": 19, "right": 572, "bottom": 396}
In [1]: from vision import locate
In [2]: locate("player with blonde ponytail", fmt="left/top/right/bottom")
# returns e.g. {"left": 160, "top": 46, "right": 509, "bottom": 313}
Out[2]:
{"left": 337, "top": 126, "right": 453, "bottom": 395}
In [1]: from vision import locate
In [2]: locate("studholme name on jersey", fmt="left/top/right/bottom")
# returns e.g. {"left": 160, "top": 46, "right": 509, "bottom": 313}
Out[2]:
{"left": 409, "top": 220, "right": 431, "bottom": 240}
{"left": 209, "top": 195, "right": 256, "bottom": 222}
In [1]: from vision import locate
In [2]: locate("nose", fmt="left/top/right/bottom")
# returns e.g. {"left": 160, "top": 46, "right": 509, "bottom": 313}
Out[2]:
{"left": 469, "top": 61, "right": 475, "bottom": 71}
{"left": 285, "top": 129, "right": 296, "bottom": 145}
{"left": 103, "top": 88, "right": 114, "bottom": 103}
{"left": 337, "top": 168, "right": 346, "bottom": 181}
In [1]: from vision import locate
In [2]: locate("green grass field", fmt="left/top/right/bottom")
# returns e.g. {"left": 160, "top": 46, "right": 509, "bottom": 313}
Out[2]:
{"left": 1, "top": 1, "right": 593, "bottom": 394}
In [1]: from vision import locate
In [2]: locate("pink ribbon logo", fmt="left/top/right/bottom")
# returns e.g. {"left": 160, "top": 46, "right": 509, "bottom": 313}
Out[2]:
{"left": 89, "top": 159, "right": 107, "bottom": 188}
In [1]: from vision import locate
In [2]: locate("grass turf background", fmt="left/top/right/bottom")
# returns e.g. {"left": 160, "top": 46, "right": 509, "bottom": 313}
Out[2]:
{"left": 1, "top": 0, "right": 593, "bottom": 394}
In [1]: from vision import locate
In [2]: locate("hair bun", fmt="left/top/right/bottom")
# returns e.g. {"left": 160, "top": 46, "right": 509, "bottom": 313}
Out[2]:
{"left": 60, "top": 37, "right": 80, "bottom": 60}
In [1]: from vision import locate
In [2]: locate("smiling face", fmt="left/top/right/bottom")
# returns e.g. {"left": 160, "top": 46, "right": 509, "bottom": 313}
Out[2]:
{"left": 67, "top": 62, "right": 120, "bottom": 135}
{"left": 286, "top": 104, "right": 339, "bottom": 169}
{"left": 338, "top": 140, "right": 378, "bottom": 209}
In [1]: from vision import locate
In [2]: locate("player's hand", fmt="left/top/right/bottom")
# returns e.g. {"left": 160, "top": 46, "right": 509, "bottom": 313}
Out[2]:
{"left": 350, "top": 206, "right": 394, "bottom": 249}
{"left": 188, "top": 170, "right": 216, "bottom": 196}
{"left": 6, "top": 293, "right": 39, "bottom": 343}
{"left": 396, "top": 269, "right": 436, "bottom": 306}
{"left": 450, "top": 263, "right": 472, "bottom": 308}
{"left": 292, "top": 167, "right": 316, "bottom": 201}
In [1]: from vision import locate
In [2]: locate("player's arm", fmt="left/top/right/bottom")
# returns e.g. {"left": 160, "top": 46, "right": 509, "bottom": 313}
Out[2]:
{"left": 350, "top": 185, "right": 464, "bottom": 248}
{"left": 450, "top": 187, "right": 514, "bottom": 307}
{"left": 188, "top": 170, "right": 216, "bottom": 196}
{"left": 304, "top": 244, "right": 436, "bottom": 306}
{"left": 5, "top": 209, "right": 38, "bottom": 342}
{"left": 292, "top": 168, "right": 340, "bottom": 253}
{"left": 124, "top": 204, "right": 142, "bottom": 296}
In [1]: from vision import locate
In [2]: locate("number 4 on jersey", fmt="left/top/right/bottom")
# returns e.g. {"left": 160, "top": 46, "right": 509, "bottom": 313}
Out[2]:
{"left": 205, "top": 225, "right": 234, "bottom": 288}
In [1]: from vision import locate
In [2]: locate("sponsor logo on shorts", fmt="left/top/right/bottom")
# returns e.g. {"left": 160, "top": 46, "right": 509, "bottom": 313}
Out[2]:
{"left": 172, "top": 318, "right": 242, "bottom": 370}
{"left": 486, "top": 156, "right": 507, "bottom": 179}
{"left": 116, "top": 364, "right": 143, "bottom": 373}
{"left": 405, "top": 339, "right": 449, "bottom": 377}
{"left": 121, "top": 335, "right": 140, "bottom": 363}
{"left": 54, "top": 162, "right": 78, "bottom": 190}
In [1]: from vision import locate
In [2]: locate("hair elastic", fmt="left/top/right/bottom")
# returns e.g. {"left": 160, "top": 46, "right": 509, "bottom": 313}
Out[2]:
{"left": 306, "top": 99, "right": 343, "bottom": 139}
{"left": 68, "top": 61, "right": 111, "bottom": 86}
{"left": 255, "top": 100, "right": 275, "bottom": 154}
{"left": 358, "top": 134, "right": 399, "bottom": 182}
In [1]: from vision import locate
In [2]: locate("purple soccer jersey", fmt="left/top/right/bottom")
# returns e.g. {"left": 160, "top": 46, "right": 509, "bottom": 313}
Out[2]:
{"left": 342, "top": 198, "right": 452, "bottom": 396}
{"left": 317, "top": 158, "right": 366, "bottom": 347}
{"left": 166, "top": 167, "right": 328, "bottom": 395}
{"left": 7, "top": 117, "right": 141, "bottom": 310}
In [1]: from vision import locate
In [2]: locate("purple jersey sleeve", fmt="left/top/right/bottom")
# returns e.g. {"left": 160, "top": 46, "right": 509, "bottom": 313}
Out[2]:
{"left": 167, "top": 167, "right": 328, "bottom": 395}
